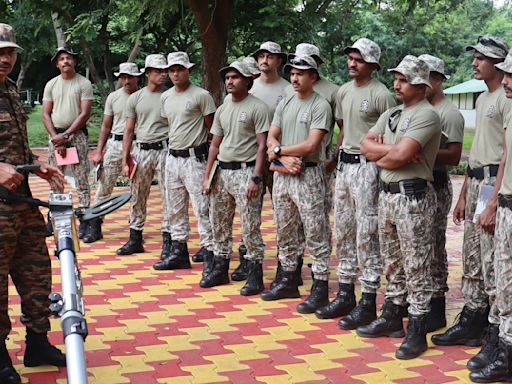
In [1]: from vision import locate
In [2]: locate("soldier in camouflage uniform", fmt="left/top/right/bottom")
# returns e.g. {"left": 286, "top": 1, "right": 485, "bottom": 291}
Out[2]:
{"left": 42, "top": 45, "right": 93, "bottom": 239}
{"left": 200, "top": 60, "right": 269, "bottom": 296}
{"left": 0, "top": 24, "right": 66, "bottom": 384}
{"left": 314, "top": 38, "right": 396, "bottom": 329}
{"left": 153, "top": 52, "right": 216, "bottom": 271}
{"left": 433, "top": 37, "right": 510, "bottom": 357}
{"left": 469, "top": 47, "right": 512, "bottom": 384}
{"left": 261, "top": 56, "right": 333, "bottom": 315}
{"left": 358, "top": 55, "right": 441, "bottom": 360}
{"left": 418, "top": 54, "right": 464, "bottom": 333}
{"left": 117, "top": 55, "right": 171, "bottom": 256}
{"left": 87, "top": 63, "right": 142, "bottom": 244}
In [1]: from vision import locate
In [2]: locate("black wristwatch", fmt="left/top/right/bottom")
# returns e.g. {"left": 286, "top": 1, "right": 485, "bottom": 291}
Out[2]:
{"left": 62, "top": 132, "right": 70, "bottom": 140}
{"left": 251, "top": 175, "right": 262, "bottom": 184}
{"left": 273, "top": 145, "right": 281, "bottom": 156}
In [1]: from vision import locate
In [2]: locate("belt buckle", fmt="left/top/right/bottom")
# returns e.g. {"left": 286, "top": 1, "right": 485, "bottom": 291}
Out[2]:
{"left": 189, "top": 147, "right": 195, "bottom": 157}
{"left": 240, "top": 162, "right": 247, "bottom": 169}
{"left": 483, "top": 166, "right": 490, "bottom": 181}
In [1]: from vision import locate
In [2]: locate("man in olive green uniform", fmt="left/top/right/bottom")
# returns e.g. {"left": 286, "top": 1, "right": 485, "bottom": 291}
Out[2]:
{"left": 200, "top": 61, "right": 269, "bottom": 296}
{"left": 0, "top": 23, "right": 66, "bottom": 384}
{"left": 358, "top": 55, "right": 441, "bottom": 360}
{"left": 419, "top": 54, "right": 464, "bottom": 332}
{"left": 117, "top": 54, "right": 171, "bottom": 256}
{"left": 42, "top": 45, "right": 93, "bottom": 239}
{"left": 433, "top": 37, "right": 510, "bottom": 356}
{"left": 470, "top": 48, "right": 512, "bottom": 383}
{"left": 154, "top": 52, "right": 216, "bottom": 270}
{"left": 262, "top": 56, "right": 332, "bottom": 315}
{"left": 87, "top": 63, "right": 142, "bottom": 244}
{"left": 315, "top": 38, "right": 396, "bottom": 330}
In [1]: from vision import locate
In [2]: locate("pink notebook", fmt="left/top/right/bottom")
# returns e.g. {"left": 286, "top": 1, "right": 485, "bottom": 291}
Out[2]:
{"left": 55, "top": 147, "right": 79, "bottom": 166}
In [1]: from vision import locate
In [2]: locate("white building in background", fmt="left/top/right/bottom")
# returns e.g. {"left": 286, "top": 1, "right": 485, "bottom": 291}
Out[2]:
{"left": 444, "top": 79, "right": 487, "bottom": 128}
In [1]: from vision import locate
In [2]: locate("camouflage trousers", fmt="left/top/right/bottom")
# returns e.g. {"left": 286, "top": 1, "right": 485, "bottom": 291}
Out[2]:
{"left": 335, "top": 161, "right": 381, "bottom": 293}
{"left": 462, "top": 176, "right": 497, "bottom": 323}
{"left": 0, "top": 203, "right": 51, "bottom": 338}
{"left": 431, "top": 178, "right": 452, "bottom": 298}
{"left": 210, "top": 166, "right": 265, "bottom": 261}
{"left": 495, "top": 204, "right": 512, "bottom": 344}
{"left": 165, "top": 154, "right": 213, "bottom": 250}
{"left": 48, "top": 130, "right": 90, "bottom": 208}
{"left": 129, "top": 145, "right": 170, "bottom": 233}
{"left": 93, "top": 138, "right": 125, "bottom": 206}
{"left": 273, "top": 166, "right": 331, "bottom": 281}
{"left": 379, "top": 186, "right": 436, "bottom": 316}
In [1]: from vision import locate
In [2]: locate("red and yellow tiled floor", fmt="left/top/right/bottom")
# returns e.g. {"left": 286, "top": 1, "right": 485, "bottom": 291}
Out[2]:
{"left": 6, "top": 175, "right": 476, "bottom": 383}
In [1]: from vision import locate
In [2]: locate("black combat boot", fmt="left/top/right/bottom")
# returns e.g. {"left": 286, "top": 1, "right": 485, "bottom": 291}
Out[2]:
{"left": 431, "top": 306, "right": 489, "bottom": 347}
{"left": 201, "top": 250, "right": 215, "bottom": 279}
{"left": 295, "top": 257, "right": 304, "bottom": 286}
{"left": 199, "top": 257, "right": 230, "bottom": 288}
{"left": 78, "top": 220, "right": 88, "bottom": 239}
{"left": 0, "top": 340, "right": 20, "bottom": 384}
{"left": 83, "top": 218, "right": 103, "bottom": 243}
{"left": 270, "top": 259, "right": 284, "bottom": 290}
{"left": 260, "top": 271, "right": 301, "bottom": 301}
{"left": 338, "top": 292, "right": 377, "bottom": 330}
{"left": 192, "top": 247, "right": 208, "bottom": 263}
{"left": 116, "top": 228, "right": 145, "bottom": 255}
{"left": 231, "top": 256, "right": 249, "bottom": 281}
{"left": 467, "top": 324, "right": 500, "bottom": 371}
{"left": 24, "top": 329, "right": 66, "bottom": 367}
{"left": 315, "top": 283, "right": 356, "bottom": 319}
{"left": 356, "top": 299, "right": 405, "bottom": 338}
{"left": 297, "top": 279, "right": 329, "bottom": 314}
{"left": 395, "top": 314, "right": 428, "bottom": 359}
{"left": 159, "top": 232, "right": 172, "bottom": 260}
{"left": 153, "top": 241, "right": 191, "bottom": 270}
{"left": 425, "top": 295, "right": 446, "bottom": 332}
{"left": 270, "top": 258, "right": 303, "bottom": 289}
{"left": 470, "top": 340, "right": 512, "bottom": 383}
{"left": 240, "top": 261, "right": 264, "bottom": 296}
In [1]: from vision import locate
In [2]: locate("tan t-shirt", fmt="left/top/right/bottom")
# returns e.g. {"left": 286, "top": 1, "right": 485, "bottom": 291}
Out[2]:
{"left": 433, "top": 97, "right": 465, "bottom": 172}
{"left": 42, "top": 74, "right": 93, "bottom": 129}
{"left": 125, "top": 87, "right": 168, "bottom": 143}
{"left": 370, "top": 99, "right": 441, "bottom": 183}
{"left": 336, "top": 78, "right": 396, "bottom": 154}
{"left": 211, "top": 94, "right": 270, "bottom": 162}
{"left": 469, "top": 87, "right": 511, "bottom": 168}
{"left": 249, "top": 77, "right": 290, "bottom": 115}
{"left": 500, "top": 111, "right": 512, "bottom": 196}
{"left": 161, "top": 84, "right": 216, "bottom": 150}
{"left": 272, "top": 92, "right": 332, "bottom": 163}
{"left": 104, "top": 88, "right": 131, "bottom": 135}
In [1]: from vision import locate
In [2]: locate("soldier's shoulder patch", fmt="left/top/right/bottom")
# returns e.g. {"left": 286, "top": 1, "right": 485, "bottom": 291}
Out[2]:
{"left": 486, "top": 104, "right": 496, "bottom": 118}
{"left": 399, "top": 118, "right": 411, "bottom": 133}
{"left": 276, "top": 95, "right": 284, "bottom": 105}
{"left": 299, "top": 111, "right": 310, "bottom": 124}
{"left": 238, "top": 111, "right": 248, "bottom": 123}
{"left": 359, "top": 99, "right": 370, "bottom": 113}
{"left": 185, "top": 100, "right": 193, "bottom": 111}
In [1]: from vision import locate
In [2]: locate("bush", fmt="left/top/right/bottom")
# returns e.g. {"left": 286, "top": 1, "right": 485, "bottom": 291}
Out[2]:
{"left": 449, "top": 160, "right": 468, "bottom": 175}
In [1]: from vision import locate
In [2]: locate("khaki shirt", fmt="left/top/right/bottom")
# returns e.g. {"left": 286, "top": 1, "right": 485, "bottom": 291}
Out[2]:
{"left": 211, "top": 94, "right": 270, "bottom": 162}
{"left": 104, "top": 88, "right": 131, "bottom": 135}
{"left": 249, "top": 77, "right": 290, "bottom": 115}
{"left": 500, "top": 111, "right": 512, "bottom": 196}
{"left": 433, "top": 97, "right": 465, "bottom": 172}
{"left": 161, "top": 84, "right": 216, "bottom": 150}
{"left": 42, "top": 74, "right": 93, "bottom": 129}
{"left": 125, "top": 87, "right": 168, "bottom": 143}
{"left": 370, "top": 99, "right": 441, "bottom": 183}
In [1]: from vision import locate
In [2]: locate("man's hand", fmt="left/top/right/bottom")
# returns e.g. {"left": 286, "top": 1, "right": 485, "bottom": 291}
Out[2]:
{"left": 92, "top": 149, "right": 104, "bottom": 165}
{"left": 56, "top": 145, "right": 67, "bottom": 158}
{"left": 476, "top": 203, "right": 497, "bottom": 234}
{"left": 246, "top": 180, "right": 259, "bottom": 200}
{"left": 51, "top": 133, "right": 67, "bottom": 147}
{"left": 280, "top": 156, "right": 302, "bottom": 174}
{"left": 202, "top": 178, "right": 211, "bottom": 195}
{"left": 453, "top": 198, "right": 466, "bottom": 225}
{"left": 121, "top": 159, "right": 130, "bottom": 177}
{"left": 33, "top": 164, "right": 65, "bottom": 191}
{"left": 0, "top": 163, "right": 24, "bottom": 192}
{"left": 409, "top": 152, "right": 424, "bottom": 164}
{"left": 267, "top": 146, "right": 278, "bottom": 162}
{"left": 324, "top": 158, "right": 336, "bottom": 173}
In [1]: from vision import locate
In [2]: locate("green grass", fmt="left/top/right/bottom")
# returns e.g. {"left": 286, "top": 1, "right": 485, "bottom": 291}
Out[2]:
{"left": 463, "top": 129, "right": 475, "bottom": 151}
{"left": 26, "top": 105, "right": 100, "bottom": 147}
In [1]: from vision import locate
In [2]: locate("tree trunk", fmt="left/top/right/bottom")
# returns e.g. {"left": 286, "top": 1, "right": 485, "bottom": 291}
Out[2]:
{"left": 16, "top": 57, "right": 32, "bottom": 90}
{"left": 127, "top": 29, "right": 143, "bottom": 63}
{"left": 51, "top": 12, "right": 67, "bottom": 47}
{"left": 100, "top": 12, "right": 115, "bottom": 93}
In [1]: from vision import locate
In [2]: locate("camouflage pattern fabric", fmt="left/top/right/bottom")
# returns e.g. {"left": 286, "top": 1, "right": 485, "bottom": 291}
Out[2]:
{"left": 129, "top": 146, "right": 170, "bottom": 233}
{"left": 273, "top": 166, "right": 331, "bottom": 281}
{"left": 462, "top": 176, "right": 498, "bottom": 323}
{"left": 48, "top": 130, "right": 91, "bottom": 208}
{"left": 495, "top": 206, "right": 512, "bottom": 344}
{"left": 379, "top": 187, "right": 436, "bottom": 316}
{"left": 343, "top": 38, "right": 381, "bottom": 65}
{"left": 388, "top": 55, "right": 431, "bottom": 88}
{"left": 93, "top": 138, "right": 124, "bottom": 205}
{"left": 210, "top": 167, "right": 265, "bottom": 261}
{"left": 165, "top": 154, "right": 213, "bottom": 251}
{"left": 335, "top": 161, "right": 381, "bottom": 293}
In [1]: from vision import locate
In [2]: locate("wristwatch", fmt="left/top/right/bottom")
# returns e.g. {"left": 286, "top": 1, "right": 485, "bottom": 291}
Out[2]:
{"left": 62, "top": 132, "right": 70, "bottom": 140}
{"left": 251, "top": 175, "right": 262, "bottom": 184}
{"left": 273, "top": 145, "right": 281, "bottom": 156}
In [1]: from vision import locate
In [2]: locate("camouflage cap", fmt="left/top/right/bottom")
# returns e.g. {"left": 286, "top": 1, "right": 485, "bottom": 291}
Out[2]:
{"left": 288, "top": 43, "right": 324, "bottom": 65}
{"left": 418, "top": 54, "right": 450, "bottom": 79}
{"left": 114, "top": 62, "right": 143, "bottom": 77}
{"left": 344, "top": 38, "right": 381, "bottom": 68}
{"left": 219, "top": 60, "right": 253, "bottom": 79}
{"left": 141, "top": 54, "right": 169, "bottom": 72}
{"left": 242, "top": 56, "right": 260, "bottom": 76}
{"left": 51, "top": 45, "right": 78, "bottom": 63}
{"left": 466, "top": 35, "right": 509, "bottom": 59}
{"left": 388, "top": 55, "right": 432, "bottom": 88}
{"left": 283, "top": 55, "right": 320, "bottom": 79}
{"left": 167, "top": 51, "right": 195, "bottom": 69}
{"left": 251, "top": 41, "right": 287, "bottom": 63}
{"left": 495, "top": 48, "right": 512, "bottom": 74}
{"left": 0, "top": 23, "right": 21, "bottom": 50}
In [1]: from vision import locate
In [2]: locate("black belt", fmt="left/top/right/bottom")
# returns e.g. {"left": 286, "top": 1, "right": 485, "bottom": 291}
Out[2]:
{"left": 499, "top": 194, "right": 512, "bottom": 210}
{"left": 138, "top": 139, "right": 168, "bottom": 150}
{"left": 218, "top": 160, "right": 256, "bottom": 170}
{"left": 111, "top": 134, "right": 135, "bottom": 141}
{"left": 55, "top": 126, "right": 87, "bottom": 136}
{"left": 169, "top": 142, "right": 208, "bottom": 158}
{"left": 305, "top": 162, "right": 318, "bottom": 168}
{"left": 467, "top": 164, "right": 499, "bottom": 180}
{"left": 340, "top": 151, "right": 364, "bottom": 164}
{"left": 433, "top": 170, "right": 449, "bottom": 188}
{"left": 381, "top": 178, "right": 429, "bottom": 198}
